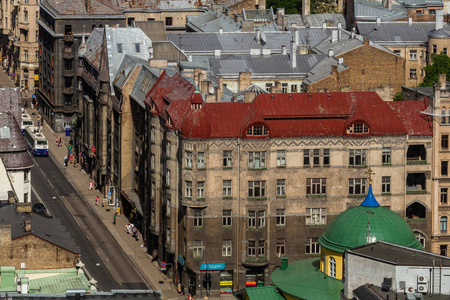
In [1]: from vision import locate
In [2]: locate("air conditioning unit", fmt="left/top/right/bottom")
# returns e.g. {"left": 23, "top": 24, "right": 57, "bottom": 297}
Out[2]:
{"left": 406, "top": 286, "right": 416, "bottom": 293}
{"left": 417, "top": 275, "right": 428, "bottom": 284}
{"left": 418, "top": 283, "right": 428, "bottom": 294}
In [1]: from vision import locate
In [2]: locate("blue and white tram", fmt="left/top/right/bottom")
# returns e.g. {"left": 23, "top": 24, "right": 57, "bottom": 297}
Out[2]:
{"left": 20, "top": 112, "right": 34, "bottom": 134}
{"left": 24, "top": 126, "right": 49, "bottom": 156}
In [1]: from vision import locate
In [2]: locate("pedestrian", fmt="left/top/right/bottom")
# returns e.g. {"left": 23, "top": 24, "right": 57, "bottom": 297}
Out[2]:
{"left": 89, "top": 182, "right": 93, "bottom": 191}
{"left": 59, "top": 137, "right": 62, "bottom": 147}
{"left": 113, "top": 214, "right": 116, "bottom": 225}
{"left": 68, "top": 145, "right": 72, "bottom": 155}
{"left": 95, "top": 195, "right": 99, "bottom": 206}
{"left": 64, "top": 156, "right": 68, "bottom": 167}
{"left": 56, "top": 137, "right": 59, "bottom": 146}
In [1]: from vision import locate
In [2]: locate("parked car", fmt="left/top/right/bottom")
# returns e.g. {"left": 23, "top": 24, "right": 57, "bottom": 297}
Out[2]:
{"left": 32, "top": 202, "right": 53, "bottom": 218}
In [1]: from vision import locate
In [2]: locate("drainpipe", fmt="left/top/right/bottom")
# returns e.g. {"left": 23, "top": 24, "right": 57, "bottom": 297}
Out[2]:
{"left": 236, "top": 138, "right": 241, "bottom": 290}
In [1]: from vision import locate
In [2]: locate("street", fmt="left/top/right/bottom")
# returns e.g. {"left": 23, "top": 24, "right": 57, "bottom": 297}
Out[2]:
{"left": 30, "top": 155, "right": 148, "bottom": 291}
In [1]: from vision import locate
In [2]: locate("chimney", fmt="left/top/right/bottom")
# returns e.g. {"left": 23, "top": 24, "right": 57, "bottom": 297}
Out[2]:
{"left": 217, "top": 77, "right": 224, "bottom": 102}
{"left": 351, "top": 31, "right": 356, "bottom": 39}
{"left": 322, "top": 22, "right": 327, "bottom": 29}
{"left": 376, "top": 17, "right": 381, "bottom": 25}
{"left": 337, "top": 23, "right": 342, "bottom": 40}
{"left": 235, "top": 14, "right": 243, "bottom": 23}
{"left": 290, "top": 40, "right": 297, "bottom": 68}
{"left": 239, "top": 72, "right": 252, "bottom": 91}
{"left": 276, "top": 8, "right": 285, "bottom": 26}
{"left": 256, "top": 29, "right": 261, "bottom": 43}
{"left": 302, "top": 0, "right": 310, "bottom": 17}
{"left": 219, "top": 28, "right": 223, "bottom": 34}
{"left": 188, "top": 55, "right": 193, "bottom": 62}
{"left": 331, "top": 30, "right": 338, "bottom": 43}
{"left": 85, "top": 0, "right": 90, "bottom": 12}
{"left": 439, "top": 74, "right": 447, "bottom": 90}
{"left": 244, "top": 91, "right": 256, "bottom": 103}
{"left": 387, "top": 0, "right": 392, "bottom": 10}
{"left": 281, "top": 45, "right": 287, "bottom": 55}
{"left": 282, "top": 16, "right": 288, "bottom": 31}
{"left": 328, "top": 49, "right": 334, "bottom": 57}
{"left": 408, "top": 17, "right": 412, "bottom": 25}
{"left": 214, "top": 49, "right": 221, "bottom": 58}
{"left": 338, "top": 57, "right": 344, "bottom": 64}
{"left": 436, "top": 10, "right": 444, "bottom": 30}
{"left": 382, "top": 0, "right": 387, "bottom": 8}
{"left": 364, "top": 37, "right": 370, "bottom": 45}
{"left": 24, "top": 219, "right": 31, "bottom": 233}
{"left": 0, "top": 225, "right": 11, "bottom": 249}
{"left": 281, "top": 257, "right": 288, "bottom": 270}
{"left": 198, "top": 72, "right": 204, "bottom": 87}
{"left": 294, "top": 28, "right": 299, "bottom": 45}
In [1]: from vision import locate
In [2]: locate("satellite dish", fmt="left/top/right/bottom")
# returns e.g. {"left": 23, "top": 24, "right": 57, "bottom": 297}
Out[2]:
{"left": 209, "top": 86, "right": 215, "bottom": 94}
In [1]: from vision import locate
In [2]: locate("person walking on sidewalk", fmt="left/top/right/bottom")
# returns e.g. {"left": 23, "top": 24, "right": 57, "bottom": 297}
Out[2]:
{"left": 95, "top": 195, "right": 99, "bottom": 206}
{"left": 58, "top": 137, "right": 62, "bottom": 147}
{"left": 113, "top": 214, "right": 116, "bottom": 225}
{"left": 56, "top": 137, "right": 59, "bottom": 146}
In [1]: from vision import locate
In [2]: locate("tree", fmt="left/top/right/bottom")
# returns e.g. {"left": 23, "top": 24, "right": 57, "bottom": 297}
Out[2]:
{"left": 393, "top": 92, "right": 403, "bottom": 101}
{"left": 266, "top": 0, "right": 340, "bottom": 15}
{"left": 420, "top": 52, "right": 450, "bottom": 87}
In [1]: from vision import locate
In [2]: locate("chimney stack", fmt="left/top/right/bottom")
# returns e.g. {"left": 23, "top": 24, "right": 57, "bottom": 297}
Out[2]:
{"left": 337, "top": 23, "right": 342, "bottom": 40}
{"left": 436, "top": 10, "right": 444, "bottom": 30}
{"left": 387, "top": 0, "right": 392, "bottom": 9}
{"left": 302, "top": 0, "right": 310, "bottom": 17}
{"left": 24, "top": 219, "right": 31, "bottom": 233}
{"left": 294, "top": 28, "right": 299, "bottom": 45}
{"left": 408, "top": 17, "right": 412, "bottom": 25}
{"left": 276, "top": 8, "right": 285, "bottom": 26}
{"left": 376, "top": 17, "right": 381, "bottom": 25}
{"left": 331, "top": 30, "right": 338, "bottom": 43}
{"left": 214, "top": 49, "right": 221, "bottom": 58}
{"left": 281, "top": 45, "right": 287, "bottom": 55}
{"left": 328, "top": 49, "right": 334, "bottom": 57}
{"left": 290, "top": 40, "right": 297, "bottom": 68}
{"left": 439, "top": 74, "right": 447, "bottom": 90}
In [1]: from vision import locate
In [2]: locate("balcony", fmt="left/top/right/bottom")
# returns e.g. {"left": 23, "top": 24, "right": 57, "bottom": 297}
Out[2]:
{"left": 13, "top": 38, "right": 20, "bottom": 47}
{"left": 63, "top": 69, "right": 75, "bottom": 77}
{"left": 63, "top": 51, "right": 74, "bottom": 60}
{"left": 8, "top": 34, "right": 15, "bottom": 41}
{"left": 63, "top": 34, "right": 74, "bottom": 43}
{"left": 242, "top": 256, "right": 269, "bottom": 268}
{"left": 181, "top": 198, "right": 208, "bottom": 208}
{"left": 63, "top": 87, "right": 74, "bottom": 95}
{"left": 406, "top": 173, "right": 426, "bottom": 195}
{"left": 407, "top": 145, "right": 426, "bottom": 164}
{"left": 18, "top": 21, "right": 29, "bottom": 30}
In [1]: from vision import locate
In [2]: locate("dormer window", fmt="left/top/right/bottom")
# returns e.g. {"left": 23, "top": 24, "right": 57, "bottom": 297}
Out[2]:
{"left": 347, "top": 123, "right": 369, "bottom": 134}
{"left": 246, "top": 125, "right": 269, "bottom": 136}
{"left": 166, "top": 116, "right": 173, "bottom": 127}
{"left": 191, "top": 103, "right": 202, "bottom": 109}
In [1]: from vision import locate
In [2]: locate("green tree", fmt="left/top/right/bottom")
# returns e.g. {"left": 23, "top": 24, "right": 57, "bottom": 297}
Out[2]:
{"left": 266, "top": 0, "right": 339, "bottom": 14}
{"left": 420, "top": 52, "right": 450, "bottom": 87}
{"left": 393, "top": 92, "right": 403, "bottom": 101}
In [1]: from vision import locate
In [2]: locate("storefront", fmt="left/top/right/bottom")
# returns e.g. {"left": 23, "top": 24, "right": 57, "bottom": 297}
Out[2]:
{"left": 245, "top": 271, "right": 264, "bottom": 288}
{"left": 120, "top": 189, "right": 144, "bottom": 232}
{"left": 219, "top": 270, "right": 233, "bottom": 294}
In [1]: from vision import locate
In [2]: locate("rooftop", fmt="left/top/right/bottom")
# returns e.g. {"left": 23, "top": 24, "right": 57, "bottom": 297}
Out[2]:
{"left": 357, "top": 21, "right": 436, "bottom": 43}
{"left": 41, "top": 0, "right": 123, "bottom": 16}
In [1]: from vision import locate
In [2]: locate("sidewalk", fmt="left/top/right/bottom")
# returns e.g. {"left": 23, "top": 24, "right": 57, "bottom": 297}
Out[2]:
{"left": 25, "top": 108, "right": 200, "bottom": 300}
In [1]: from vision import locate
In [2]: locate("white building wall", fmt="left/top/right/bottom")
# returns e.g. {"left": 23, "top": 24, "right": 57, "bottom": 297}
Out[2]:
{"left": 8, "top": 169, "right": 31, "bottom": 203}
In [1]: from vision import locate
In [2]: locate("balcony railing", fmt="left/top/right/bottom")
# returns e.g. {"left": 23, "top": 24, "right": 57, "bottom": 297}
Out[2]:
{"left": 63, "top": 69, "right": 75, "bottom": 77}
{"left": 18, "top": 21, "right": 29, "bottom": 30}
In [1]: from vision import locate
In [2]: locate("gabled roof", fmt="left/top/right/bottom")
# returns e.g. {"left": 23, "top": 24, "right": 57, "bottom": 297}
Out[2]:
{"left": 41, "top": 0, "right": 122, "bottom": 16}
{"left": 357, "top": 21, "right": 436, "bottom": 43}
{"left": 210, "top": 54, "right": 326, "bottom": 77}
{"left": 187, "top": 10, "right": 241, "bottom": 32}
{"left": 303, "top": 56, "right": 349, "bottom": 86}
{"left": 113, "top": 55, "right": 147, "bottom": 91}
{"left": 354, "top": 0, "right": 408, "bottom": 22}
{"left": 130, "top": 65, "right": 160, "bottom": 108}
{"left": 81, "top": 28, "right": 105, "bottom": 69}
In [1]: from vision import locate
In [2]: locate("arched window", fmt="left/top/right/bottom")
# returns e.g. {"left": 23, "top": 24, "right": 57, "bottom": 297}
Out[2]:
{"left": 440, "top": 216, "right": 447, "bottom": 233}
{"left": 414, "top": 231, "right": 426, "bottom": 248}
{"left": 442, "top": 107, "right": 447, "bottom": 124}
{"left": 347, "top": 122, "right": 369, "bottom": 134}
{"left": 246, "top": 125, "right": 269, "bottom": 136}
{"left": 329, "top": 257, "right": 336, "bottom": 278}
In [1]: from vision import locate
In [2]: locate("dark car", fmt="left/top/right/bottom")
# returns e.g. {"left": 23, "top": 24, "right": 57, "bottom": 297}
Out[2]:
{"left": 32, "top": 203, "right": 53, "bottom": 218}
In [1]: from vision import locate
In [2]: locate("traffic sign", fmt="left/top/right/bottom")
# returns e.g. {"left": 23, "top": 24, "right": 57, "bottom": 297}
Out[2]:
{"left": 107, "top": 191, "right": 112, "bottom": 197}
{"left": 160, "top": 261, "right": 167, "bottom": 268}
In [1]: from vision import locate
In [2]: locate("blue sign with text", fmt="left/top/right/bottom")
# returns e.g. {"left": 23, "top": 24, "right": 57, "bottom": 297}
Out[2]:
{"left": 200, "top": 263, "right": 225, "bottom": 271}
{"left": 178, "top": 255, "right": 185, "bottom": 266}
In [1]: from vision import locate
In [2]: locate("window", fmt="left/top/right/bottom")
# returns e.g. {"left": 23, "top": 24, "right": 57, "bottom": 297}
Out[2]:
{"left": 24, "top": 170, "right": 29, "bottom": 181}
{"left": 166, "top": 169, "right": 171, "bottom": 186}
{"left": 258, "top": 211, "right": 266, "bottom": 228}
{"left": 277, "top": 179, "right": 286, "bottom": 196}
{"left": 415, "top": 232, "right": 426, "bottom": 248}
{"left": 248, "top": 151, "right": 266, "bottom": 168}
{"left": 349, "top": 178, "right": 367, "bottom": 195}
{"left": 246, "top": 125, "right": 269, "bottom": 136}
{"left": 306, "top": 178, "right": 326, "bottom": 195}
{"left": 349, "top": 149, "right": 367, "bottom": 166}
{"left": 223, "top": 180, "right": 232, "bottom": 197}
{"left": 440, "top": 216, "right": 447, "bottom": 232}
{"left": 382, "top": 176, "right": 391, "bottom": 193}
{"left": 150, "top": 127, "right": 155, "bottom": 143}
{"left": 248, "top": 241, "right": 256, "bottom": 256}
{"left": 166, "top": 195, "right": 171, "bottom": 216}
{"left": 265, "top": 83, "right": 273, "bottom": 92}
{"left": 117, "top": 43, "right": 123, "bottom": 53}
{"left": 24, "top": 193, "right": 29, "bottom": 203}
{"left": 433, "top": 45, "right": 437, "bottom": 54}
{"left": 305, "top": 238, "right": 320, "bottom": 254}
{"left": 394, "top": 50, "right": 401, "bottom": 56}
{"left": 323, "top": 149, "right": 330, "bottom": 166}
{"left": 276, "top": 209, "right": 286, "bottom": 226}
{"left": 193, "top": 209, "right": 203, "bottom": 228}
{"left": 291, "top": 84, "right": 298, "bottom": 92}
{"left": 24, "top": 50, "right": 28, "bottom": 61}
{"left": 276, "top": 239, "right": 285, "bottom": 256}
{"left": 193, "top": 240, "right": 203, "bottom": 257}
{"left": 151, "top": 154, "right": 155, "bottom": 170}
{"left": 410, "top": 69, "right": 417, "bottom": 79}
{"left": 197, "top": 152, "right": 205, "bottom": 168}
{"left": 223, "top": 210, "right": 232, "bottom": 226}
{"left": 166, "top": 141, "right": 171, "bottom": 157}
{"left": 186, "top": 151, "right": 193, "bottom": 168}
{"left": 281, "top": 83, "right": 288, "bottom": 93}
{"left": 444, "top": 48, "right": 448, "bottom": 55}
{"left": 443, "top": 161, "right": 449, "bottom": 176}
{"left": 409, "top": 50, "right": 417, "bottom": 60}
{"left": 442, "top": 135, "right": 449, "bottom": 150}
{"left": 135, "top": 43, "right": 141, "bottom": 53}
{"left": 416, "top": 9, "right": 423, "bottom": 14}
{"left": 442, "top": 108, "right": 447, "bottom": 124}
{"left": 248, "top": 211, "right": 256, "bottom": 227}
{"left": 223, "top": 151, "right": 232, "bottom": 167}
{"left": 441, "top": 188, "right": 448, "bottom": 204}
{"left": 277, "top": 150, "right": 286, "bottom": 167}
{"left": 304, "top": 149, "right": 310, "bottom": 166}
{"left": 329, "top": 257, "right": 336, "bottom": 278}
{"left": 197, "top": 181, "right": 205, "bottom": 198}
{"left": 306, "top": 208, "right": 326, "bottom": 225}
{"left": 64, "top": 25, "right": 72, "bottom": 35}
{"left": 127, "top": 17, "right": 135, "bottom": 26}
{"left": 382, "top": 148, "right": 391, "bottom": 164}
{"left": 248, "top": 181, "right": 266, "bottom": 197}
{"left": 311, "top": 149, "right": 320, "bottom": 166}
{"left": 222, "top": 240, "right": 232, "bottom": 256}
{"left": 140, "top": 76, "right": 151, "bottom": 93}
{"left": 441, "top": 245, "right": 447, "bottom": 256}
{"left": 165, "top": 17, "right": 173, "bottom": 26}
{"left": 258, "top": 240, "right": 265, "bottom": 256}
{"left": 24, "top": 10, "right": 28, "bottom": 22}
{"left": 429, "top": 9, "right": 436, "bottom": 15}
{"left": 185, "top": 181, "right": 192, "bottom": 198}
{"left": 347, "top": 123, "right": 369, "bottom": 134}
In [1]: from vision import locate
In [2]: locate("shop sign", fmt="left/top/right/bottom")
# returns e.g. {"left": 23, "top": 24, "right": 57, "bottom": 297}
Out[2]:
{"left": 220, "top": 289, "right": 233, "bottom": 294}
{"left": 246, "top": 280, "right": 257, "bottom": 286}
{"left": 178, "top": 255, "right": 185, "bottom": 266}
{"left": 200, "top": 263, "right": 225, "bottom": 271}
{"left": 220, "top": 281, "right": 233, "bottom": 286}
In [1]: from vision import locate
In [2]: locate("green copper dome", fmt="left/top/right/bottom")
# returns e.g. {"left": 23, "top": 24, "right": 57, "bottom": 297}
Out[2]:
{"left": 319, "top": 186, "right": 422, "bottom": 253}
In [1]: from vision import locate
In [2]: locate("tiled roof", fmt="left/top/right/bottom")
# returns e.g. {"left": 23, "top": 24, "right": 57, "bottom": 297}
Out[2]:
{"left": 167, "top": 29, "right": 332, "bottom": 54}
{"left": 387, "top": 100, "right": 431, "bottom": 136}
{"left": 41, "top": 0, "right": 122, "bottom": 16}
{"left": 357, "top": 21, "right": 436, "bottom": 43}
{"left": 116, "top": 0, "right": 209, "bottom": 10}
{"left": 210, "top": 54, "right": 326, "bottom": 77}
{"left": 271, "top": 258, "right": 343, "bottom": 300}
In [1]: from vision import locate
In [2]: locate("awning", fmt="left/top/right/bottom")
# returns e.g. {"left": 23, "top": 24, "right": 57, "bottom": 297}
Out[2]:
{"left": 121, "top": 189, "right": 143, "bottom": 216}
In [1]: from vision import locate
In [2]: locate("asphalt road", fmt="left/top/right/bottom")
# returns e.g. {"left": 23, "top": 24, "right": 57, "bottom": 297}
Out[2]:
{"left": 30, "top": 155, "right": 148, "bottom": 291}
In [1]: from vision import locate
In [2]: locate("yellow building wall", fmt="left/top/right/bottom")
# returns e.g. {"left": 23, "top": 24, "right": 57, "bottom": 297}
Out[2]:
{"left": 320, "top": 248, "right": 344, "bottom": 280}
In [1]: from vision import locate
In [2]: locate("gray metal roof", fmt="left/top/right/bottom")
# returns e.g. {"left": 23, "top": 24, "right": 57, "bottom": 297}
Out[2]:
{"left": 167, "top": 29, "right": 332, "bottom": 55}
{"left": 80, "top": 28, "right": 104, "bottom": 69}
{"left": 210, "top": 54, "right": 326, "bottom": 77}
{"left": 285, "top": 14, "right": 305, "bottom": 27}
{"left": 399, "top": 0, "right": 443, "bottom": 7}
{"left": 0, "top": 88, "right": 21, "bottom": 123}
{"left": 113, "top": 55, "right": 147, "bottom": 91}
{"left": 303, "top": 57, "right": 349, "bottom": 86}
{"left": 354, "top": 0, "right": 408, "bottom": 21}
{"left": 357, "top": 21, "right": 436, "bottom": 43}
{"left": 186, "top": 10, "right": 241, "bottom": 32}
{"left": 153, "top": 41, "right": 188, "bottom": 62}
{"left": 304, "top": 13, "right": 347, "bottom": 28}
{"left": 428, "top": 25, "right": 450, "bottom": 38}
{"left": 242, "top": 9, "right": 274, "bottom": 22}
{"left": 0, "top": 205, "right": 80, "bottom": 254}
{"left": 130, "top": 65, "right": 160, "bottom": 108}
{"left": 233, "top": 84, "right": 268, "bottom": 102}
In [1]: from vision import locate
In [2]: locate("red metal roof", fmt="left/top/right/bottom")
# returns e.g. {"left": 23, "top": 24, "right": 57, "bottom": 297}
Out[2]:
{"left": 387, "top": 100, "right": 432, "bottom": 136}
